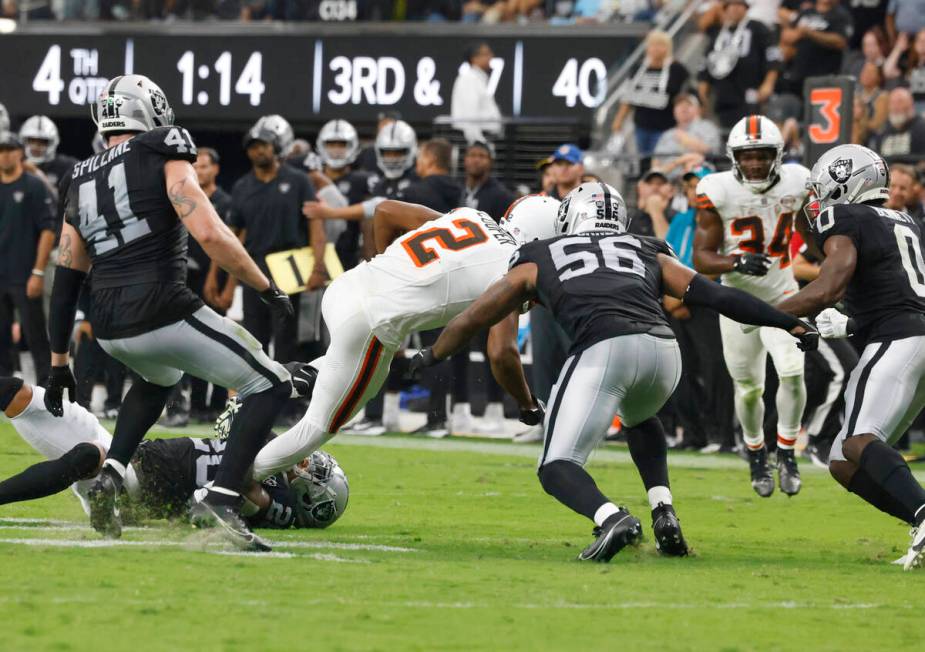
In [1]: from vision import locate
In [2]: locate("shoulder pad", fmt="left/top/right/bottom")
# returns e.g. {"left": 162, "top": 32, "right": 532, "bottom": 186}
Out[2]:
{"left": 136, "top": 126, "right": 198, "bottom": 163}
{"left": 695, "top": 174, "right": 726, "bottom": 212}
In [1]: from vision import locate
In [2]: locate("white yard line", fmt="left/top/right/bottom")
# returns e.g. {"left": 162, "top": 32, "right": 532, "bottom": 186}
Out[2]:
{"left": 0, "top": 536, "right": 416, "bottom": 554}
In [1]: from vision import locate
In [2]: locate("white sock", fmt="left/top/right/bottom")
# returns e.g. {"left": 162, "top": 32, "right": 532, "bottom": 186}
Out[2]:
{"left": 383, "top": 392, "right": 401, "bottom": 428}
{"left": 593, "top": 502, "right": 620, "bottom": 527}
{"left": 743, "top": 433, "right": 765, "bottom": 451}
{"left": 209, "top": 485, "right": 240, "bottom": 498}
{"left": 647, "top": 486, "right": 672, "bottom": 510}
{"left": 484, "top": 402, "right": 504, "bottom": 421}
{"left": 102, "top": 459, "right": 126, "bottom": 479}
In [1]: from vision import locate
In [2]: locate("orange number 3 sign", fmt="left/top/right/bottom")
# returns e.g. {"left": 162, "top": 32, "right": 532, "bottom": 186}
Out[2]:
{"left": 808, "top": 88, "right": 842, "bottom": 144}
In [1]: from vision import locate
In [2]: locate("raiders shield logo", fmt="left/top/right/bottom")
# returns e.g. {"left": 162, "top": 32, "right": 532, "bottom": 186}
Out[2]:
{"left": 828, "top": 158, "right": 853, "bottom": 184}
{"left": 12, "top": 191, "right": 24, "bottom": 203}
{"left": 279, "top": 182, "right": 291, "bottom": 194}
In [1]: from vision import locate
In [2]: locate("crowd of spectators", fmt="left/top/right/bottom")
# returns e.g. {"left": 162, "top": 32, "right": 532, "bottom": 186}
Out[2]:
{"left": 2, "top": 0, "right": 668, "bottom": 22}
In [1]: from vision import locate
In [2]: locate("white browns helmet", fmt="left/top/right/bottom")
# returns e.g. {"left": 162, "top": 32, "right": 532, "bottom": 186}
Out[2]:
{"left": 499, "top": 194, "right": 561, "bottom": 245}
{"left": 726, "top": 114, "right": 784, "bottom": 193}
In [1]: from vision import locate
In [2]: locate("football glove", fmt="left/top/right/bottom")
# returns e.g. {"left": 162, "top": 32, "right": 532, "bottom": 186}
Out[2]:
{"left": 406, "top": 348, "right": 438, "bottom": 381}
{"left": 285, "top": 361, "right": 318, "bottom": 399}
{"left": 44, "top": 364, "right": 76, "bottom": 417}
{"left": 732, "top": 253, "right": 773, "bottom": 276}
{"left": 790, "top": 320, "right": 819, "bottom": 352}
{"left": 259, "top": 280, "right": 294, "bottom": 323}
{"left": 815, "top": 307, "right": 852, "bottom": 339}
{"left": 519, "top": 395, "right": 545, "bottom": 426}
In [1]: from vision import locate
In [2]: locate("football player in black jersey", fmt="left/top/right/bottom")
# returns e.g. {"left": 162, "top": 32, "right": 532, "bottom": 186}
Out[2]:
{"left": 0, "top": 375, "right": 348, "bottom": 530}
{"left": 775, "top": 144, "right": 925, "bottom": 570}
{"left": 45, "top": 74, "right": 295, "bottom": 551}
{"left": 414, "top": 182, "right": 817, "bottom": 562}
{"left": 19, "top": 115, "right": 78, "bottom": 192}
{"left": 313, "top": 119, "right": 377, "bottom": 269}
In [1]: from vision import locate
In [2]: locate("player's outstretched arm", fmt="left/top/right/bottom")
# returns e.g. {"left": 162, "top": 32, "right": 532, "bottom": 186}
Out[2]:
{"left": 775, "top": 235, "right": 856, "bottom": 318}
{"left": 373, "top": 200, "right": 442, "bottom": 253}
{"left": 487, "top": 313, "right": 535, "bottom": 412}
{"left": 165, "top": 161, "right": 271, "bottom": 292}
{"left": 660, "top": 254, "right": 817, "bottom": 350}
{"left": 432, "top": 264, "right": 537, "bottom": 361}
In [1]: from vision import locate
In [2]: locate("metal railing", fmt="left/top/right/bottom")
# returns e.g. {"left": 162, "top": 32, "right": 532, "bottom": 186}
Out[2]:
{"left": 591, "top": 0, "right": 703, "bottom": 149}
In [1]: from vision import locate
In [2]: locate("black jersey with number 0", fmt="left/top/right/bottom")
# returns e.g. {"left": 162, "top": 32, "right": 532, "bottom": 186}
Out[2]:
{"left": 814, "top": 203, "right": 925, "bottom": 342}
{"left": 512, "top": 232, "right": 675, "bottom": 354}
{"left": 132, "top": 436, "right": 297, "bottom": 528}
{"left": 63, "top": 126, "right": 204, "bottom": 339}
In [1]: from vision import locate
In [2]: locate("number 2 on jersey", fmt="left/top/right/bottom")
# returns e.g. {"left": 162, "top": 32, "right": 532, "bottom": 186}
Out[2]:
{"left": 402, "top": 219, "right": 489, "bottom": 267}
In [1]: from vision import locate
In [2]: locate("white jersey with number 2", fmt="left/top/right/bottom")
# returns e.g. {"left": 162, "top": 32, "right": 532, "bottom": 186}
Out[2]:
{"left": 349, "top": 207, "right": 518, "bottom": 348}
{"left": 696, "top": 163, "right": 811, "bottom": 302}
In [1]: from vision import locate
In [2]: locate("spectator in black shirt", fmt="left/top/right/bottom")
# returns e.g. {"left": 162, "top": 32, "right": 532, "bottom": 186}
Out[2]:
{"left": 778, "top": 0, "right": 853, "bottom": 97}
{"left": 869, "top": 87, "right": 925, "bottom": 165}
{"left": 611, "top": 30, "right": 690, "bottom": 156}
{"left": 0, "top": 131, "right": 55, "bottom": 385}
{"left": 846, "top": 0, "right": 887, "bottom": 49}
{"left": 224, "top": 126, "right": 326, "bottom": 367}
{"left": 397, "top": 138, "right": 461, "bottom": 214}
{"left": 628, "top": 169, "right": 675, "bottom": 239}
{"left": 459, "top": 141, "right": 516, "bottom": 222}
{"left": 699, "top": 0, "right": 782, "bottom": 130}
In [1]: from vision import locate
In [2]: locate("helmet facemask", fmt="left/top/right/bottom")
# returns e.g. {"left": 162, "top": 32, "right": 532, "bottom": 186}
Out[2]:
{"left": 730, "top": 145, "right": 782, "bottom": 193}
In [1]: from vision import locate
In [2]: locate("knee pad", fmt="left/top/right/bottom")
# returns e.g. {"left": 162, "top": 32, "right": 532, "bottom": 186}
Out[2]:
{"left": 0, "top": 376, "right": 25, "bottom": 412}
{"left": 734, "top": 380, "right": 764, "bottom": 405}
{"left": 63, "top": 442, "right": 104, "bottom": 480}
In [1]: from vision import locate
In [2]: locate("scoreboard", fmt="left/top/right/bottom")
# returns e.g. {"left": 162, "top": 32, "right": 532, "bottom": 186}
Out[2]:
{"left": 0, "top": 24, "right": 645, "bottom": 124}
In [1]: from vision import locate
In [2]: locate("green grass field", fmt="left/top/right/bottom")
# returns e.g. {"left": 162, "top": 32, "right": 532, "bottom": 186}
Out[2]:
{"left": 1, "top": 421, "right": 923, "bottom": 652}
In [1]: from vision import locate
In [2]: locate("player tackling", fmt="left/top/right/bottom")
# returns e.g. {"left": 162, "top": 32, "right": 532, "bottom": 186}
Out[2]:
{"left": 775, "top": 144, "right": 925, "bottom": 570}
{"left": 694, "top": 115, "right": 810, "bottom": 497}
{"left": 412, "top": 182, "right": 817, "bottom": 562}
{"left": 46, "top": 75, "right": 294, "bottom": 551}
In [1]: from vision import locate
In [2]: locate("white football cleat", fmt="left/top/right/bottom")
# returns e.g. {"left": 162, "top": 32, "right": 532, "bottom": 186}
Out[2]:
{"left": 902, "top": 525, "right": 925, "bottom": 571}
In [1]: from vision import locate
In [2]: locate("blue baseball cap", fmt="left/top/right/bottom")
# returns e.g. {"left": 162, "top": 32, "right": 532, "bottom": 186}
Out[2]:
{"left": 550, "top": 143, "right": 583, "bottom": 165}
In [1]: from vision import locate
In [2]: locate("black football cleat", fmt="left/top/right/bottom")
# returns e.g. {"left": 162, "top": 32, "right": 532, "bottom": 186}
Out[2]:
{"left": 88, "top": 466, "right": 122, "bottom": 539}
{"left": 652, "top": 502, "right": 688, "bottom": 557}
{"left": 578, "top": 509, "right": 642, "bottom": 562}
{"left": 190, "top": 489, "right": 271, "bottom": 552}
{"left": 748, "top": 446, "right": 775, "bottom": 498}
{"left": 777, "top": 448, "right": 802, "bottom": 496}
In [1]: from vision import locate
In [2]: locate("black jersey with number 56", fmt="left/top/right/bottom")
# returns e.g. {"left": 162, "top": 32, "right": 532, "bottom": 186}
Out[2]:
{"left": 512, "top": 232, "right": 675, "bottom": 354}
{"left": 62, "top": 126, "right": 204, "bottom": 339}
{"left": 814, "top": 203, "right": 925, "bottom": 342}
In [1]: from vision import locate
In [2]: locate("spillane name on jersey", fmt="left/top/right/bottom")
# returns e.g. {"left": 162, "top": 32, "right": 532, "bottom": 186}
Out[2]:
{"left": 512, "top": 232, "right": 675, "bottom": 355}
{"left": 696, "top": 163, "right": 810, "bottom": 302}
{"left": 63, "top": 126, "right": 198, "bottom": 289}
{"left": 354, "top": 207, "right": 517, "bottom": 347}
{"left": 814, "top": 202, "right": 925, "bottom": 342}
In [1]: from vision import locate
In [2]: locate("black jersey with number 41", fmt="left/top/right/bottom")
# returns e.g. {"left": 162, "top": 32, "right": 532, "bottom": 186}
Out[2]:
{"left": 814, "top": 202, "right": 925, "bottom": 342}
{"left": 62, "top": 126, "right": 203, "bottom": 338}
{"left": 512, "top": 232, "right": 675, "bottom": 354}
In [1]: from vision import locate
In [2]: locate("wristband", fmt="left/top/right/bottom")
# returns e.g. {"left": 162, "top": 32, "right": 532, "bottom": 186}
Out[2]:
{"left": 31, "top": 268, "right": 45, "bottom": 277}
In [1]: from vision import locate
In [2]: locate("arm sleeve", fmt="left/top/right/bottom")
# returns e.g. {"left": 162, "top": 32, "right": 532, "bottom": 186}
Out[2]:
{"left": 683, "top": 273, "right": 801, "bottom": 330}
{"left": 48, "top": 267, "right": 88, "bottom": 354}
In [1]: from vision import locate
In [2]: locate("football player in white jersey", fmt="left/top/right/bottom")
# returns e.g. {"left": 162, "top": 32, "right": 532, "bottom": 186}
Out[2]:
{"left": 693, "top": 115, "right": 811, "bottom": 498}
{"left": 250, "top": 196, "right": 560, "bottom": 479}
